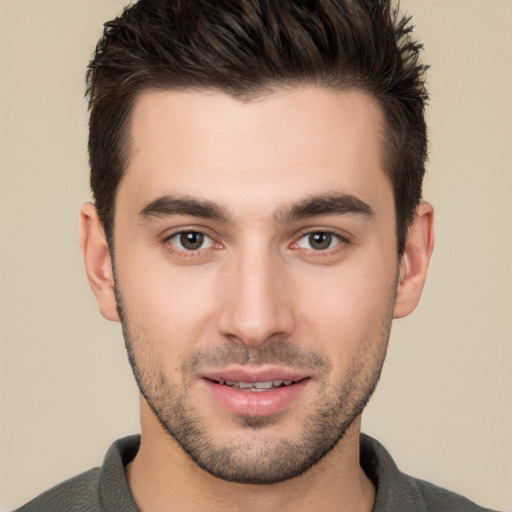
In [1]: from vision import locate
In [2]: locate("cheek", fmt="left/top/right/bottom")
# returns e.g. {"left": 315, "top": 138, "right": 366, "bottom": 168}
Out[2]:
{"left": 115, "top": 253, "right": 221, "bottom": 359}
{"left": 293, "top": 255, "right": 397, "bottom": 360}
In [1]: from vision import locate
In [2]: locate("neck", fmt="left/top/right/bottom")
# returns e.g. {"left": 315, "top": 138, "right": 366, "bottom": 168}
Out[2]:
{"left": 126, "top": 399, "right": 375, "bottom": 512}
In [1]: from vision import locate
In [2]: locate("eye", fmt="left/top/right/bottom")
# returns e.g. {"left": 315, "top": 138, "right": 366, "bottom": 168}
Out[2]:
{"left": 167, "top": 231, "right": 214, "bottom": 251}
{"left": 295, "top": 231, "right": 342, "bottom": 251}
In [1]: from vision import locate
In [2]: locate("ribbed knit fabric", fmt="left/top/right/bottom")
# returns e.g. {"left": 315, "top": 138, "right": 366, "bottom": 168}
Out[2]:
{"left": 15, "top": 434, "right": 500, "bottom": 511}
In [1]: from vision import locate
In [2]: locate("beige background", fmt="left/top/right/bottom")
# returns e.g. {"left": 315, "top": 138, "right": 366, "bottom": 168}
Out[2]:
{"left": 1, "top": 0, "right": 511, "bottom": 510}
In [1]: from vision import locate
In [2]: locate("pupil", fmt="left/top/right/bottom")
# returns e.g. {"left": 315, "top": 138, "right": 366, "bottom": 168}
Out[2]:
{"left": 310, "top": 232, "right": 331, "bottom": 250}
{"left": 180, "top": 232, "right": 204, "bottom": 250}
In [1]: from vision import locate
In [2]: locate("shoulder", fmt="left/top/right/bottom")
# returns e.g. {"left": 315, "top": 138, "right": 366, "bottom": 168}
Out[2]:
{"left": 360, "top": 434, "right": 502, "bottom": 512}
{"left": 407, "top": 474, "right": 501, "bottom": 512}
{"left": 13, "top": 468, "right": 102, "bottom": 512}
{"left": 13, "top": 435, "right": 141, "bottom": 512}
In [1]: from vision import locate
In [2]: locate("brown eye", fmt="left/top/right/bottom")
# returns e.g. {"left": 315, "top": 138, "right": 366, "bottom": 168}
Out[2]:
{"left": 168, "top": 231, "right": 213, "bottom": 251}
{"left": 296, "top": 231, "right": 341, "bottom": 251}
{"left": 309, "top": 232, "right": 332, "bottom": 250}
{"left": 180, "top": 232, "right": 204, "bottom": 250}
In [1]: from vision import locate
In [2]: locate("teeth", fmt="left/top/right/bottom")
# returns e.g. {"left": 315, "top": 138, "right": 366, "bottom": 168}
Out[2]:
{"left": 220, "top": 380, "right": 294, "bottom": 391}
{"left": 253, "top": 381, "right": 273, "bottom": 389}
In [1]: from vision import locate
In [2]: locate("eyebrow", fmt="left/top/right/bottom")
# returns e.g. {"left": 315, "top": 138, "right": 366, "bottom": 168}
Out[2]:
{"left": 138, "top": 195, "right": 231, "bottom": 222}
{"left": 279, "top": 193, "right": 374, "bottom": 223}
{"left": 138, "top": 192, "right": 373, "bottom": 224}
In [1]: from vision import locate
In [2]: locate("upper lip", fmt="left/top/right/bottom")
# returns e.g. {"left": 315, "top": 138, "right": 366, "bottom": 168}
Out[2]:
{"left": 201, "top": 366, "right": 310, "bottom": 384}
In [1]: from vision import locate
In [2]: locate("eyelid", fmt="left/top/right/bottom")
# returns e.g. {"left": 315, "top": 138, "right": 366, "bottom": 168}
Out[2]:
{"left": 161, "top": 225, "right": 350, "bottom": 256}
{"left": 291, "top": 227, "right": 349, "bottom": 246}
{"left": 295, "top": 231, "right": 343, "bottom": 250}
{"left": 163, "top": 227, "right": 222, "bottom": 254}
{"left": 168, "top": 231, "right": 214, "bottom": 250}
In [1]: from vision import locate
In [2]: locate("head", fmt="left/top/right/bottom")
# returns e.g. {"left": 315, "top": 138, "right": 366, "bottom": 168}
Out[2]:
{"left": 87, "top": 0, "right": 428, "bottom": 255}
{"left": 81, "top": 0, "right": 433, "bottom": 485}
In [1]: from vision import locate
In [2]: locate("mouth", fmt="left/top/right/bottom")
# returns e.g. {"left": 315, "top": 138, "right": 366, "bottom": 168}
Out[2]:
{"left": 206, "top": 378, "right": 304, "bottom": 392}
{"left": 201, "top": 370, "right": 311, "bottom": 417}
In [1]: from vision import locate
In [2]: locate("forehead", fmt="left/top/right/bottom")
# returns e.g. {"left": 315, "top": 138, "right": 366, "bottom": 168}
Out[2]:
{"left": 119, "top": 86, "right": 392, "bottom": 219}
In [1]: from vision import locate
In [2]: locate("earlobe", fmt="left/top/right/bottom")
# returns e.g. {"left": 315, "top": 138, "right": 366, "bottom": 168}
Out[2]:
{"left": 79, "top": 202, "right": 120, "bottom": 322}
{"left": 393, "top": 201, "right": 435, "bottom": 319}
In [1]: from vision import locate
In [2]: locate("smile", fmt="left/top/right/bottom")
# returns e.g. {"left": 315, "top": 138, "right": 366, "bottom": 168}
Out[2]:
{"left": 203, "top": 375, "right": 310, "bottom": 416}
{"left": 214, "top": 379, "right": 296, "bottom": 392}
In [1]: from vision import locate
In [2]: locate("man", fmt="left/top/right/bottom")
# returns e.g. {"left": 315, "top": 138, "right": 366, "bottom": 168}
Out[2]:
{"left": 14, "top": 1, "right": 501, "bottom": 511}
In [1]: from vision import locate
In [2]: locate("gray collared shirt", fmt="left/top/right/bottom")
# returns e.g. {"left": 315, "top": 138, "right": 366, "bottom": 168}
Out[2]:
{"left": 15, "top": 434, "right": 500, "bottom": 511}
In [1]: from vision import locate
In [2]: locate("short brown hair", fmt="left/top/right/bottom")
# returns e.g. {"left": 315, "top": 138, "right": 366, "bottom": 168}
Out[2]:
{"left": 87, "top": 0, "right": 428, "bottom": 253}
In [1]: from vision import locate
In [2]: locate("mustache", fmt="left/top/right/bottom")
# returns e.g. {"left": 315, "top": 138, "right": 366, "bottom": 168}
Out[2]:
{"left": 182, "top": 339, "right": 331, "bottom": 373}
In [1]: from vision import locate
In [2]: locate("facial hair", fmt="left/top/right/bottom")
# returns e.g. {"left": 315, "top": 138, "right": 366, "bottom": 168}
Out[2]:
{"left": 115, "top": 283, "right": 395, "bottom": 484}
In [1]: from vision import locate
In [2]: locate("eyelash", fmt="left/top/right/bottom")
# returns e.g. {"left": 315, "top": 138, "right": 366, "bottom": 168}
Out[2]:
{"left": 293, "top": 231, "right": 346, "bottom": 252}
{"left": 164, "top": 230, "right": 219, "bottom": 256}
{"left": 163, "top": 229, "right": 348, "bottom": 258}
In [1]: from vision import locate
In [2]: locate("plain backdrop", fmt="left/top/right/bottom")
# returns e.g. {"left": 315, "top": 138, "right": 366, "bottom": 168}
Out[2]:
{"left": 1, "top": 1, "right": 511, "bottom": 510}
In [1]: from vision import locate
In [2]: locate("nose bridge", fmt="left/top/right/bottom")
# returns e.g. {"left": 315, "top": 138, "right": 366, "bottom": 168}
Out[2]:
{"left": 218, "top": 239, "right": 295, "bottom": 346}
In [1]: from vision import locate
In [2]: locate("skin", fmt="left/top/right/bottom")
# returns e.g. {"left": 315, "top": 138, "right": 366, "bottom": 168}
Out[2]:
{"left": 80, "top": 86, "right": 434, "bottom": 512}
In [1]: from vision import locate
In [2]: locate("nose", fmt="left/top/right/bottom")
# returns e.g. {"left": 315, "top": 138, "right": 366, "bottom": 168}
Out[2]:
{"left": 217, "top": 247, "right": 296, "bottom": 348}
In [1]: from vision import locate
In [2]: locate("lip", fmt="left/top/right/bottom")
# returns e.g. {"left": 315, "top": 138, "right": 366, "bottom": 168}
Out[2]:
{"left": 201, "top": 366, "right": 311, "bottom": 417}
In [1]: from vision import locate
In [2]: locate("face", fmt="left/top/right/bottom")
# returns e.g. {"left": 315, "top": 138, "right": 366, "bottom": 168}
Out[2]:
{"left": 106, "top": 87, "right": 401, "bottom": 483}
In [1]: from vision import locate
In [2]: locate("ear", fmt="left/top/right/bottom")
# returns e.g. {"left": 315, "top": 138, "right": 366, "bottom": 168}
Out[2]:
{"left": 394, "top": 201, "right": 434, "bottom": 319}
{"left": 79, "top": 202, "right": 120, "bottom": 322}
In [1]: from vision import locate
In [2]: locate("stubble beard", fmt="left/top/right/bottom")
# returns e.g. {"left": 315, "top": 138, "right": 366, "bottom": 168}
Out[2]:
{"left": 115, "top": 287, "right": 394, "bottom": 485}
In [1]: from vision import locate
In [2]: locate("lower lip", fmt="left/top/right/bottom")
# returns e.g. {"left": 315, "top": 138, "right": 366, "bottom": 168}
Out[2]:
{"left": 202, "top": 379, "right": 310, "bottom": 417}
